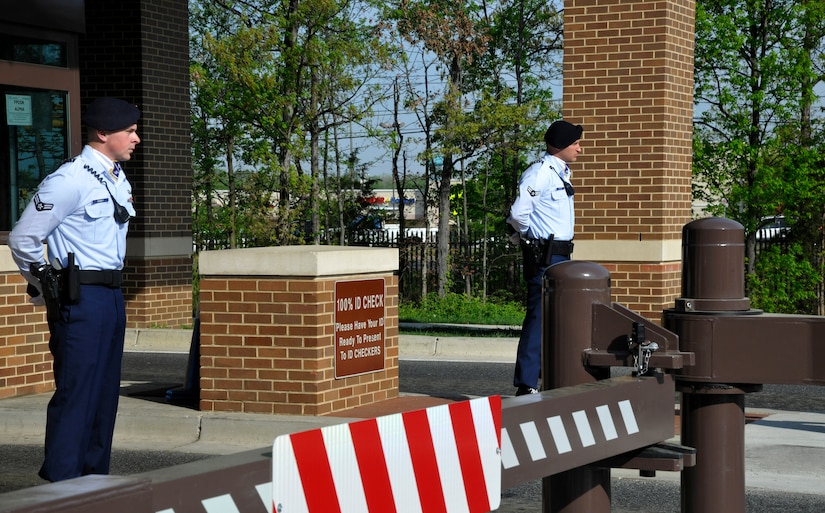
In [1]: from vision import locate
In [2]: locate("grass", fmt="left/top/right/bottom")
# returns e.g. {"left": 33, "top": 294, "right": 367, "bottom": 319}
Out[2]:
{"left": 399, "top": 292, "right": 525, "bottom": 327}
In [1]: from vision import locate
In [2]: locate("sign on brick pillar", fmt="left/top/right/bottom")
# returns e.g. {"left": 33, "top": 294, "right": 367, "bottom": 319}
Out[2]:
{"left": 335, "top": 278, "right": 387, "bottom": 379}
{"left": 198, "top": 245, "right": 399, "bottom": 416}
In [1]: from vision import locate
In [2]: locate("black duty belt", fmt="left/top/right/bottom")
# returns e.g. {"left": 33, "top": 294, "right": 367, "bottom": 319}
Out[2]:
{"left": 78, "top": 270, "right": 123, "bottom": 288}
{"left": 523, "top": 238, "right": 574, "bottom": 258}
{"left": 549, "top": 239, "right": 574, "bottom": 257}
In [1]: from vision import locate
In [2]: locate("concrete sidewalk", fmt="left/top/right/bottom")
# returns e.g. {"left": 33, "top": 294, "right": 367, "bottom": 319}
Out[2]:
{"left": 1, "top": 329, "right": 518, "bottom": 455}
{"left": 1, "top": 328, "right": 824, "bottom": 500}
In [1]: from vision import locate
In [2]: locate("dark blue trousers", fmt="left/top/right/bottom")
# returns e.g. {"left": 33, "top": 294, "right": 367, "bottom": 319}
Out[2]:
{"left": 40, "top": 285, "right": 126, "bottom": 482}
{"left": 513, "top": 254, "right": 569, "bottom": 390}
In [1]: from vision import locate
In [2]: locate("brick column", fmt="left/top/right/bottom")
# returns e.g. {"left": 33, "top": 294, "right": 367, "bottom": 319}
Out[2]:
{"left": 80, "top": 0, "right": 193, "bottom": 329}
{"left": 565, "top": 0, "right": 696, "bottom": 322}
{"left": 198, "top": 246, "right": 399, "bottom": 415}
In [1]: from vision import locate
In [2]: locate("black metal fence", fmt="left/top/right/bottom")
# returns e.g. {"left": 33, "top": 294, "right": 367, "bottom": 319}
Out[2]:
{"left": 754, "top": 236, "right": 825, "bottom": 316}
{"left": 347, "top": 229, "right": 525, "bottom": 304}
{"left": 195, "top": 227, "right": 823, "bottom": 314}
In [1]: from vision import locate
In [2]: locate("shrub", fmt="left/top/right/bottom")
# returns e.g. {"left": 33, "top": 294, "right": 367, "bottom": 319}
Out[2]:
{"left": 748, "top": 243, "right": 819, "bottom": 314}
{"left": 399, "top": 293, "right": 525, "bottom": 326}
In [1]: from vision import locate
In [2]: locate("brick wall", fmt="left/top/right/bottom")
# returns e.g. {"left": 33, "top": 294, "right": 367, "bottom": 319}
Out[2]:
{"left": 1, "top": 0, "right": 192, "bottom": 399}
{"left": 198, "top": 246, "right": 400, "bottom": 416}
{"left": 566, "top": 0, "right": 696, "bottom": 322}
{"left": 603, "top": 262, "right": 682, "bottom": 324}
{"left": 80, "top": 0, "right": 193, "bottom": 328}
{"left": 0, "top": 272, "right": 52, "bottom": 399}
{"left": 124, "top": 257, "right": 194, "bottom": 328}
{"left": 199, "top": 274, "right": 399, "bottom": 415}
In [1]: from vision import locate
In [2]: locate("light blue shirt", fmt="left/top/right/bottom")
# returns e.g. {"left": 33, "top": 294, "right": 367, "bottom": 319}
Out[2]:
{"left": 9, "top": 145, "right": 136, "bottom": 293}
{"left": 507, "top": 154, "right": 574, "bottom": 241}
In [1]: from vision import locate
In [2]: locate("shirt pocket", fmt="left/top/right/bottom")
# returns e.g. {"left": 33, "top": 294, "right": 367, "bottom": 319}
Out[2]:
{"left": 84, "top": 197, "right": 114, "bottom": 243}
{"left": 550, "top": 187, "right": 568, "bottom": 201}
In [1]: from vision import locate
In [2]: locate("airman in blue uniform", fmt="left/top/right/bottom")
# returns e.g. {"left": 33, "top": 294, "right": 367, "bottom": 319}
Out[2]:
{"left": 507, "top": 120, "right": 583, "bottom": 396}
{"left": 8, "top": 97, "right": 141, "bottom": 482}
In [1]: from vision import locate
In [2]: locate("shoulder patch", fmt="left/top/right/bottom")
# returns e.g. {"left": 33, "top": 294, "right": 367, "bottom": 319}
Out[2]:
{"left": 33, "top": 194, "right": 54, "bottom": 211}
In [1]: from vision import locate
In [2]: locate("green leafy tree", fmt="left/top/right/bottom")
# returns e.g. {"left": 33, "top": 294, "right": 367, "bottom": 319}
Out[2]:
{"left": 692, "top": 0, "right": 825, "bottom": 311}
{"left": 191, "top": 1, "right": 251, "bottom": 249}
{"left": 748, "top": 243, "right": 819, "bottom": 314}
{"left": 392, "top": 0, "right": 490, "bottom": 297}
{"left": 386, "top": 0, "right": 562, "bottom": 298}
{"left": 191, "top": 0, "right": 393, "bottom": 248}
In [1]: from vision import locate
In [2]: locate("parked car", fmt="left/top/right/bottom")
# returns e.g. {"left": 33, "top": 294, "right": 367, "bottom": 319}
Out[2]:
{"left": 756, "top": 215, "right": 790, "bottom": 241}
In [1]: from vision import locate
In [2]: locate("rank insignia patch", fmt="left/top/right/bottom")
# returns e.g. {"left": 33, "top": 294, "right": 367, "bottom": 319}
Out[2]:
{"left": 34, "top": 194, "right": 53, "bottom": 212}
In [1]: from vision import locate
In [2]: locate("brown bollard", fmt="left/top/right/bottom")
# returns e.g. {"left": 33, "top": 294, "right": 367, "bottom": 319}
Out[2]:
{"left": 680, "top": 387, "right": 747, "bottom": 513}
{"left": 678, "top": 217, "right": 750, "bottom": 313}
{"left": 665, "top": 217, "right": 752, "bottom": 513}
{"left": 541, "top": 261, "right": 612, "bottom": 513}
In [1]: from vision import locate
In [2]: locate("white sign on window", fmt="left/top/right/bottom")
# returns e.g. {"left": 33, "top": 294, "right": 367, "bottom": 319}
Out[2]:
{"left": 6, "top": 94, "right": 33, "bottom": 126}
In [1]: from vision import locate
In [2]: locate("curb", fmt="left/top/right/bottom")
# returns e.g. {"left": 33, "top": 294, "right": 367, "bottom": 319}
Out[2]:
{"left": 125, "top": 328, "right": 195, "bottom": 353}
{"left": 400, "top": 335, "right": 516, "bottom": 362}
{"left": 124, "top": 328, "right": 520, "bottom": 362}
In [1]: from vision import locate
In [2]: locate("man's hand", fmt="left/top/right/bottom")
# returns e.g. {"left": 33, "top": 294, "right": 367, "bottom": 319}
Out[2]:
{"left": 506, "top": 221, "right": 521, "bottom": 245}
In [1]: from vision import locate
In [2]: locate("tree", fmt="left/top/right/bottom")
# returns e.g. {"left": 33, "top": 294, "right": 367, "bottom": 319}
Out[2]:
{"left": 190, "top": 0, "right": 567, "bottom": 305}
{"left": 692, "top": 0, "right": 825, "bottom": 310}
{"left": 191, "top": 1, "right": 252, "bottom": 249}
{"left": 390, "top": 0, "right": 490, "bottom": 296}
{"left": 388, "top": 0, "right": 563, "bottom": 298}
{"left": 461, "top": 0, "right": 564, "bottom": 299}
{"left": 191, "top": 0, "right": 392, "bottom": 248}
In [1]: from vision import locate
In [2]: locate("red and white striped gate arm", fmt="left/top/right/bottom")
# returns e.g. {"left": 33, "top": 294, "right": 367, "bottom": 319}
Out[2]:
{"left": 272, "top": 395, "right": 502, "bottom": 513}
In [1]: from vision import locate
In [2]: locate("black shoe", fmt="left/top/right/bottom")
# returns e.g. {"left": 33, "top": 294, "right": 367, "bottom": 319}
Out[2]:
{"left": 515, "top": 386, "right": 539, "bottom": 396}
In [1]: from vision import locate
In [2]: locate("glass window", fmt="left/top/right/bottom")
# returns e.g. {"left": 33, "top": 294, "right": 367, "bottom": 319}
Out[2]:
{"left": 1, "top": 88, "right": 69, "bottom": 231}
{"left": 0, "top": 34, "right": 67, "bottom": 67}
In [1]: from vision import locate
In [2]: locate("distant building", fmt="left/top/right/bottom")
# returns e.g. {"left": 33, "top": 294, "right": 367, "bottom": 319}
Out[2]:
{"left": 370, "top": 189, "right": 426, "bottom": 222}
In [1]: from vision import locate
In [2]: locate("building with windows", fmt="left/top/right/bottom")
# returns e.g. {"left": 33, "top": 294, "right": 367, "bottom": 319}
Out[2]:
{"left": 370, "top": 188, "right": 426, "bottom": 223}
{"left": 1, "top": 1, "right": 192, "bottom": 397}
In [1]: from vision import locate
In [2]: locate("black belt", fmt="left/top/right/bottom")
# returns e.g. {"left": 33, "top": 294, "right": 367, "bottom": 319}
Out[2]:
{"left": 78, "top": 270, "right": 123, "bottom": 288}
{"left": 524, "top": 238, "right": 574, "bottom": 257}
{"left": 550, "top": 240, "right": 574, "bottom": 257}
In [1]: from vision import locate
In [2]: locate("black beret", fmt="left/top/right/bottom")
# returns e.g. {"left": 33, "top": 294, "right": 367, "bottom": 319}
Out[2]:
{"left": 544, "top": 120, "right": 583, "bottom": 150}
{"left": 82, "top": 98, "right": 141, "bottom": 131}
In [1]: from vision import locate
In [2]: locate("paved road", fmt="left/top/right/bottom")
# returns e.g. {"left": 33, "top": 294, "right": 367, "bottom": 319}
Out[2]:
{"left": 399, "top": 360, "right": 825, "bottom": 512}
{"left": 399, "top": 359, "right": 825, "bottom": 413}
{"left": 2, "top": 353, "right": 824, "bottom": 512}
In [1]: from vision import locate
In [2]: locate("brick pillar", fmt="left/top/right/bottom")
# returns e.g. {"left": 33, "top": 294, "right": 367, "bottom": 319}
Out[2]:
{"left": 565, "top": 0, "right": 696, "bottom": 322}
{"left": 80, "top": 0, "right": 193, "bottom": 328}
{"left": 198, "top": 246, "right": 399, "bottom": 415}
